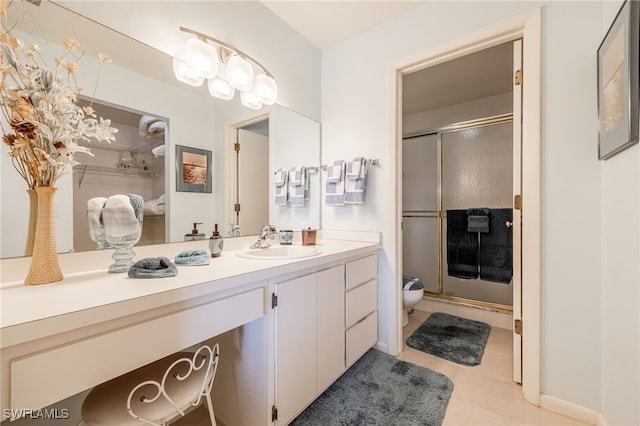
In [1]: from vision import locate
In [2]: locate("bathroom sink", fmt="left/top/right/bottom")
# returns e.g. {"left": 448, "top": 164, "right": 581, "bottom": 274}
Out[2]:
{"left": 236, "top": 245, "right": 321, "bottom": 260}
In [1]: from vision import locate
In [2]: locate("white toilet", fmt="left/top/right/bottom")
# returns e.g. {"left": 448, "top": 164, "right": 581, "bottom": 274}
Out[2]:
{"left": 402, "top": 275, "right": 425, "bottom": 327}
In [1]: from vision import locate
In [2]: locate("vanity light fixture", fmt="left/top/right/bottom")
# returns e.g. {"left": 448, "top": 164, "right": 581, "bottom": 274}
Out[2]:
{"left": 173, "top": 26, "right": 278, "bottom": 109}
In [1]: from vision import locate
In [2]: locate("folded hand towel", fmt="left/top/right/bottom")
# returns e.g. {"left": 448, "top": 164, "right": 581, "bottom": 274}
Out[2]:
{"left": 128, "top": 193, "right": 144, "bottom": 222}
{"left": 467, "top": 208, "right": 490, "bottom": 233}
{"left": 324, "top": 160, "right": 345, "bottom": 205}
{"left": 151, "top": 144, "right": 166, "bottom": 157}
{"left": 274, "top": 168, "right": 289, "bottom": 206}
{"left": 175, "top": 249, "right": 210, "bottom": 265}
{"left": 289, "top": 166, "right": 308, "bottom": 207}
{"left": 325, "top": 160, "right": 345, "bottom": 183}
{"left": 346, "top": 157, "right": 364, "bottom": 179}
{"left": 102, "top": 194, "right": 142, "bottom": 239}
{"left": 128, "top": 257, "right": 178, "bottom": 278}
{"left": 139, "top": 115, "right": 165, "bottom": 140}
{"left": 87, "top": 197, "right": 107, "bottom": 228}
{"left": 87, "top": 197, "right": 108, "bottom": 247}
{"left": 345, "top": 157, "right": 367, "bottom": 205}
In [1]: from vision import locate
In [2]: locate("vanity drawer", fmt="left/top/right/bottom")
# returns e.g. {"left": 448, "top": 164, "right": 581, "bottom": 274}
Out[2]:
{"left": 345, "top": 254, "right": 377, "bottom": 289}
{"left": 346, "top": 311, "right": 377, "bottom": 366}
{"left": 345, "top": 279, "right": 377, "bottom": 328}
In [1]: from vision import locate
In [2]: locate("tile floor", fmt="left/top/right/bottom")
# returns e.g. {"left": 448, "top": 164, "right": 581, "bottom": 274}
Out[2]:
{"left": 400, "top": 309, "right": 592, "bottom": 426}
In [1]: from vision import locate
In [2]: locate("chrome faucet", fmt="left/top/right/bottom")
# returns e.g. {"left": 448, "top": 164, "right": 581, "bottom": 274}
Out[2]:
{"left": 250, "top": 225, "right": 277, "bottom": 249}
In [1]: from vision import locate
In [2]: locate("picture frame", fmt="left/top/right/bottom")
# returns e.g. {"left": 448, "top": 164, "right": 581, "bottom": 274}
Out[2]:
{"left": 597, "top": 0, "right": 640, "bottom": 160}
{"left": 175, "top": 145, "right": 212, "bottom": 193}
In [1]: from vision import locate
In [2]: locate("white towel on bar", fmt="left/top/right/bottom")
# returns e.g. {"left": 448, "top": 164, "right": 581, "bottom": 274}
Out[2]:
{"left": 325, "top": 160, "right": 345, "bottom": 205}
{"left": 274, "top": 168, "right": 289, "bottom": 206}
{"left": 288, "top": 166, "right": 308, "bottom": 207}
{"left": 345, "top": 157, "right": 367, "bottom": 205}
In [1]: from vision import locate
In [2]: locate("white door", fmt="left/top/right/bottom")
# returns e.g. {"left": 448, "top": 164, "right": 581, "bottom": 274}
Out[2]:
{"left": 236, "top": 128, "right": 269, "bottom": 235}
{"left": 512, "top": 39, "right": 523, "bottom": 384}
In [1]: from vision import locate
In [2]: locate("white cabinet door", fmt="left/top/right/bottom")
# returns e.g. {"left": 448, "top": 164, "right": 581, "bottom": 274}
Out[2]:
{"left": 276, "top": 274, "right": 317, "bottom": 425}
{"left": 316, "top": 265, "right": 345, "bottom": 393}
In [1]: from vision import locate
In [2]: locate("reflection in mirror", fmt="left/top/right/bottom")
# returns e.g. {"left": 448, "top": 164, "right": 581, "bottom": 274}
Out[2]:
{"left": 0, "top": 1, "right": 320, "bottom": 259}
{"left": 72, "top": 100, "right": 168, "bottom": 251}
{"left": 226, "top": 105, "right": 321, "bottom": 237}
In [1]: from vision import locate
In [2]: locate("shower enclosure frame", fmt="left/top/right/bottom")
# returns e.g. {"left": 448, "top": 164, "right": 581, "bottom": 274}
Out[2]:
{"left": 403, "top": 112, "right": 514, "bottom": 313}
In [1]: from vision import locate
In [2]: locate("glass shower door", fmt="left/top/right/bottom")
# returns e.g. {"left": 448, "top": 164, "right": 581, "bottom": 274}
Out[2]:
{"left": 402, "top": 134, "right": 439, "bottom": 293}
{"left": 441, "top": 121, "right": 513, "bottom": 305}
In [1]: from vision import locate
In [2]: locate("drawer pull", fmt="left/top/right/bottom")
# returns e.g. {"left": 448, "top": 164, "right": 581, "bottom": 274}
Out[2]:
{"left": 355, "top": 314, "right": 370, "bottom": 325}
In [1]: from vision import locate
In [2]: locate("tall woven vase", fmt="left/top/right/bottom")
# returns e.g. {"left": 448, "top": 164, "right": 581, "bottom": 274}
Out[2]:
{"left": 24, "top": 186, "right": 63, "bottom": 285}
{"left": 24, "top": 189, "right": 38, "bottom": 256}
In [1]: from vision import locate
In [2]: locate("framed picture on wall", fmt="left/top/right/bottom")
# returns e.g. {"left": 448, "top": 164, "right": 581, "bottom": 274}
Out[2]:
{"left": 175, "top": 145, "right": 212, "bottom": 193}
{"left": 597, "top": 0, "right": 640, "bottom": 160}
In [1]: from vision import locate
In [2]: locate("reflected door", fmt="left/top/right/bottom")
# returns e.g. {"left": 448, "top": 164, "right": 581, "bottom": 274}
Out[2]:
{"left": 236, "top": 128, "right": 269, "bottom": 235}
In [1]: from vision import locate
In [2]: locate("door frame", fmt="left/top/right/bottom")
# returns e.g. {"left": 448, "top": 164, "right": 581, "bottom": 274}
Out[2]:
{"left": 389, "top": 8, "right": 541, "bottom": 404}
{"left": 224, "top": 113, "right": 270, "bottom": 232}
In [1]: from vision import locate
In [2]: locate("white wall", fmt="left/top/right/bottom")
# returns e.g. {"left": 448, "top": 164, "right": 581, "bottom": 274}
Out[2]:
{"left": 600, "top": 2, "right": 640, "bottom": 425}
{"left": 322, "top": 0, "right": 607, "bottom": 416}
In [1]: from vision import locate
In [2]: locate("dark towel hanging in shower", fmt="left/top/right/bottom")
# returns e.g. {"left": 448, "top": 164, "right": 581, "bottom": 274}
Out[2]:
{"left": 479, "top": 208, "right": 513, "bottom": 284}
{"left": 446, "top": 209, "right": 479, "bottom": 279}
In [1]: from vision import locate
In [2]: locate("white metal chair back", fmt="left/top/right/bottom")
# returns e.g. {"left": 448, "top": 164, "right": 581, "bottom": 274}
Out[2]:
{"left": 126, "top": 343, "right": 220, "bottom": 426}
{"left": 80, "top": 343, "right": 219, "bottom": 426}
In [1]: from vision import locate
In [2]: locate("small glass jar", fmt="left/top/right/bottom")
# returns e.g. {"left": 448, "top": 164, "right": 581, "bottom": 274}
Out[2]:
{"left": 279, "top": 229, "right": 293, "bottom": 245}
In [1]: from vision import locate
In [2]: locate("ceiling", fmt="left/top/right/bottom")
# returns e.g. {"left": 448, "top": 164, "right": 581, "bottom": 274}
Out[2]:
{"left": 260, "top": 1, "right": 427, "bottom": 50}
{"left": 260, "top": 1, "right": 513, "bottom": 115}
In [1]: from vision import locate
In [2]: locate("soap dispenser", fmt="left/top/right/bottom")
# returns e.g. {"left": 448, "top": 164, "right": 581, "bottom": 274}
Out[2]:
{"left": 185, "top": 223, "right": 205, "bottom": 241}
{"left": 209, "top": 224, "right": 224, "bottom": 257}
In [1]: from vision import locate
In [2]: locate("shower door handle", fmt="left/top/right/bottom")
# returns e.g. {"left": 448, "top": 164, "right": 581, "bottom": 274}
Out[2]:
{"left": 505, "top": 221, "right": 513, "bottom": 228}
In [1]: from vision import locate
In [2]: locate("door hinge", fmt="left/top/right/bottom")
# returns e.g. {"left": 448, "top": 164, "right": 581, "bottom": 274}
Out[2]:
{"left": 514, "top": 194, "right": 522, "bottom": 211}
{"left": 234, "top": 142, "right": 240, "bottom": 152}
{"left": 514, "top": 318, "right": 523, "bottom": 335}
{"left": 271, "top": 293, "right": 278, "bottom": 309}
{"left": 234, "top": 203, "right": 241, "bottom": 213}
{"left": 514, "top": 68, "right": 523, "bottom": 86}
{"left": 271, "top": 405, "right": 278, "bottom": 421}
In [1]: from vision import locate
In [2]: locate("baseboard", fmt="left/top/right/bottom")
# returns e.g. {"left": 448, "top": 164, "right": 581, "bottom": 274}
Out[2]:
{"left": 540, "top": 394, "right": 601, "bottom": 425}
{"left": 597, "top": 412, "right": 608, "bottom": 426}
{"left": 373, "top": 341, "right": 388, "bottom": 354}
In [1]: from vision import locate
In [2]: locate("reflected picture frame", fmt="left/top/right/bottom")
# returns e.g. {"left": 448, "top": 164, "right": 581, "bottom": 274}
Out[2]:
{"left": 175, "top": 145, "right": 212, "bottom": 193}
{"left": 597, "top": 0, "right": 640, "bottom": 160}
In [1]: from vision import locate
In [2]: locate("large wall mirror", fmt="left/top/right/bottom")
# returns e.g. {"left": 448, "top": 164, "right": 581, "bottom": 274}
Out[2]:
{"left": 0, "top": 1, "right": 320, "bottom": 258}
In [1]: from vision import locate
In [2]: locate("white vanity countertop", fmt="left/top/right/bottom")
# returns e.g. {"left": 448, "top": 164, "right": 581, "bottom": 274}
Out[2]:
{"left": 0, "top": 232, "right": 380, "bottom": 347}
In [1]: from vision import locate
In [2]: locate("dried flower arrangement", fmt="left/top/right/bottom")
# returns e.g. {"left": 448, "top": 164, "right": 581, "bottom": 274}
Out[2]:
{"left": 0, "top": 0, "right": 118, "bottom": 188}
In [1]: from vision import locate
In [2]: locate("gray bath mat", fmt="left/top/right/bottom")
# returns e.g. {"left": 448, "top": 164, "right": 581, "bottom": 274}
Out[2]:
{"left": 290, "top": 349, "right": 453, "bottom": 426}
{"left": 406, "top": 312, "right": 491, "bottom": 366}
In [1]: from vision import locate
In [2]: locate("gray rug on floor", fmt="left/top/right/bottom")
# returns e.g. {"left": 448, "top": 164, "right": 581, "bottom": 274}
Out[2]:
{"left": 289, "top": 349, "right": 453, "bottom": 426}
{"left": 406, "top": 312, "right": 491, "bottom": 366}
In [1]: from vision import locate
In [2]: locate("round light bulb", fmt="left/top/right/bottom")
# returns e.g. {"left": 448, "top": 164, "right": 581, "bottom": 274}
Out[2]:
{"left": 253, "top": 73, "right": 278, "bottom": 105}
{"left": 208, "top": 77, "right": 235, "bottom": 100}
{"left": 185, "top": 37, "right": 219, "bottom": 79}
{"left": 240, "top": 90, "right": 263, "bottom": 110}
{"left": 172, "top": 58, "right": 204, "bottom": 87}
{"left": 227, "top": 55, "right": 254, "bottom": 92}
